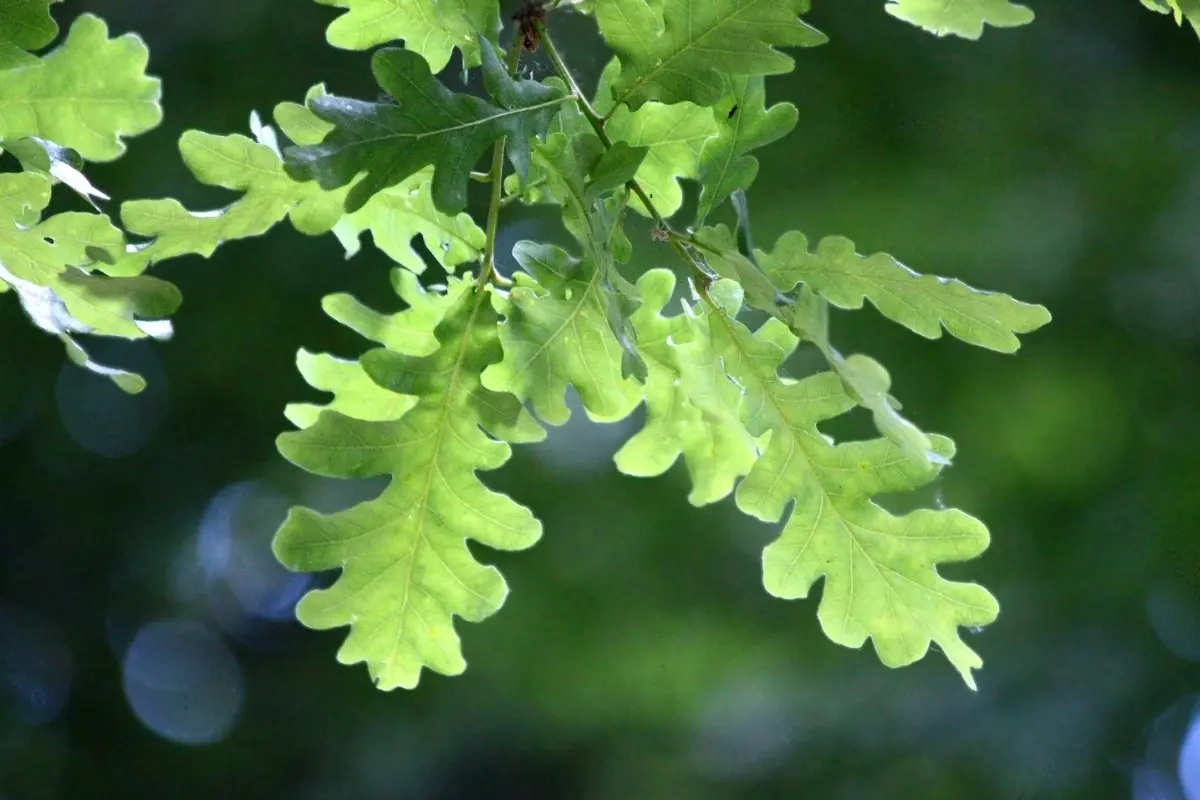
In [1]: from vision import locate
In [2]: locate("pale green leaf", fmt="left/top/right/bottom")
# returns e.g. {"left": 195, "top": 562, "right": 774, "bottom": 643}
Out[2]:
{"left": 605, "top": 96, "right": 717, "bottom": 218}
{"left": 274, "top": 286, "right": 544, "bottom": 690}
{"left": 112, "top": 127, "right": 346, "bottom": 276}
{"left": 615, "top": 270, "right": 758, "bottom": 505}
{"left": 286, "top": 270, "right": 470, "bottom": 426}
{"left": 0, "top": 172, "right": 178, "bottom": 392}
{"left": 760, "top": 231, "right": 1051, "bottom": 352}
{"left": 482, "top": 241, "right": 642, "bottom": 425}
{"left": 696, "top": 75, "right": 797, "bottom": 221}
{"left": 284, "top": 37, "right": 567, "bottom": 214}
{"left": 885, "top": 0, "right": 1034, "bottom": 38}
{"left": 314, "top": 0, "right": 498, "bottom": 72}
{"left": 0, "top": 14, "right": 160, "bottom": 161}
{"left": 702, "top": 297, "right": 998, "bottom": 687}
{"left": 595, "top": 0, "right": 826, "bottom": 109}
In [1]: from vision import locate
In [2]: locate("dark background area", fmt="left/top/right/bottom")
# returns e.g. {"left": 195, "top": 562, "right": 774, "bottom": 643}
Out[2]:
{"left": 2, "top": 1, "right": 1200, "bottom": 797}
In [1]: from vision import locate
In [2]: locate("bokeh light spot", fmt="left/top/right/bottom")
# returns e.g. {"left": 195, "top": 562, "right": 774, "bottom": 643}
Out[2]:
{"left": 121, "top": 619, "right": 243, "bottom": 745}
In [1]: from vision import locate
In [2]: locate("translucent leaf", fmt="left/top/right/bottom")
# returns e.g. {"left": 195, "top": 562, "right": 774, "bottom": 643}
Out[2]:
{"left": 760, "top": 231, "right": 1052, "bottom": 353}
{"left": 0, "top": 14, "right": 160, "bottom": 161}
{"left": 1141, "top": 0, "right": 1200, "bottom": 34}
{"left": 274, "top": 285, "right": 544, "bottom": 690}
{"left": 605, "top": 96, "right": 717, "bottom": 218}
{"left": 0, "top": 0, "right": 59, "bottom": 70}
{"left": 703, "top": 293, "right": 998, "bottom": 687}
{"left": 0, "top": 172, "right": 178, "bottom": 392}
{"left": 482, "top": 241, "right": 642, "bottom": 425}
{"left": 286, "top": 269, "right": 470, "bottom": 426}
{"left": 696, "top": 76, "right": 797, "bottom": 222}
{"left": 614, "top": 270, "right": 757, "bottom": 505}
{"left": 595, "top": 0, "right": 826, "bottom": 110}
{"left": 112, "top": 129, "right": 343, "bottom": 275}
{"left": 884, "top": 0, "right": 1034, "bottom": 39}
{"left": 313, "top": 0, "right": 498, "bottom": 72}
{"left": 283, "top": 37, "right": 567, "bottom": 214}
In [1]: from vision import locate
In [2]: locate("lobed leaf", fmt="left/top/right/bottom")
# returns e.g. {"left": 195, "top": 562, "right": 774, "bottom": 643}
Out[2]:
{"left": 0, "top": 0, "right": 60, "bottom": 70}
{"left": 283, "top": 37, "right": 567, "bottom": 214}
{"left": 695, "top": 76, "right": 797, "bottom": 222}
{"left": 884, "top": 0, "right": 1034, "bottom": 39}
{"left": 0, "top": 14, "right": 160, "bottom": 161}
{"left": 614, "top": 270, "right": 758, "bottom": 505}
{"left": 760, "top": 231, "right": 1052, "bottom": 353}
{"left": 0, "top": 171, "right": 178, "bottom": 392}
{"left": 314, "top": 0, "right": 498, "bottom": 72}
{"left": 595, "top": 0, "right": 826, "bottom": 110}
{"left": 700, "top": 291, "right": 998, "bottom": 687}
{"left": 482, "top": 241, "right": 642, "bottom": 425}
{"left": 275, "top": 284, "right": 544, "bottom": 690}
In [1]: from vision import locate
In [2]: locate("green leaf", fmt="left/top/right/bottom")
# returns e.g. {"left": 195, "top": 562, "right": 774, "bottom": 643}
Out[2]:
{"left": 585, "top": 142, "right": 649, "bottom": 202}
{"left": 605, "top": 96, "right": 718, "bottom": 218}
{"left": 286, "top": 269, "right": 470, "bottom": 426}
{"left": 696, "top": 76, "right": 797, "bottom": 222}
{"left": 314, "top": 0, "right": 498, "bottom": 72}
{"left": 274, "top": 285, "right": 544, "bottom": 690}
{"left": 595, "top": 0, "right": 826, "bottom": 110}
{"left": 702, "top": 296, "right": 998, "bottom": 687}
{"left": 1141, "top": 0, "right": 1200, "bottom": 34}
{"left": 692, "top": 224, "right": 789, "bottom": 313}
{"left": 1, "top": 136, "right": 110, "bottom": 208}
{"left": 482, "top": 241, "right": 642, "bottom": 425}
{"left": 284, "top": 37, "right": 567, "bottom": 214}
{"left": 0, "top": 172, "right": 178, "bottom": 392}
{"left": 331, "top": 169, "right": 486, "bottom": 273}
{"left": 614, "top": 270, "right": 758, "bottom": 505}
{"left": 0, "top": 14, "right": 160, "bottom": 161}
{"left": 276, "top": 86, "right": 484, "bottom": 272}
{"left": 113, "top": 124, "right": 346, "bottom": 276}
{"left": 0, "top": 0, "right": 59, "bottom": 70}
{"left": 760, "top": 231, "right": 1051, "bottom": 353}
{"left": 884, "top": 0, "right": 1035, "bottom": 39}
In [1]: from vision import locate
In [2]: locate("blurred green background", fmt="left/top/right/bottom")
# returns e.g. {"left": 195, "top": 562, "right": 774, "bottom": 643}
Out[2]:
{"left": 2, "top": 1, "right": 1200, "bottom": 797}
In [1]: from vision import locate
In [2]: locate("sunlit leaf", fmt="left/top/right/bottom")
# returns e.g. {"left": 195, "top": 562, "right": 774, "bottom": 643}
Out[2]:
{"left": 595, "top": 0, "right": 826, "bottom": 109}
{"left": 702, "top": 290, "right": 998, "bottom": 687}
{"left": 313, "top": 0, "right": 498, "bottom": 72}
{"left": 885, "top": 0, "right": 1034, "bottom": 38}
{"left": 275, "top": 284, "right": 544, "bottom": 690}
{"left": 0, "top": 14, "right": 160, "bottom": 161}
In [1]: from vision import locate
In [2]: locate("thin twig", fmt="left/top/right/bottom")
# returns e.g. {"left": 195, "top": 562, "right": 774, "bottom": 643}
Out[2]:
{"left": 478, "top": 39, "right": 525, "bottom": 289}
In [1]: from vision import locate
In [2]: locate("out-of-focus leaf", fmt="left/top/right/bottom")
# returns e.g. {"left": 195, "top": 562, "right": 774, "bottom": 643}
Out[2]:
{"left": 0, "top": 0, "right": 59, "bottom": 70}
{"left": 884, "top": 0, "right": 1034, "bottom": 39}
{"left": 313, "top": 0, "right": 498, "bottom": 72}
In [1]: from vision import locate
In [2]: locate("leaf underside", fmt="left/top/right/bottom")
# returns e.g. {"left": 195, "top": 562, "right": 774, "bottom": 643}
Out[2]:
{"left": 884, "top": 0, "right": 1035, "bottom": 39}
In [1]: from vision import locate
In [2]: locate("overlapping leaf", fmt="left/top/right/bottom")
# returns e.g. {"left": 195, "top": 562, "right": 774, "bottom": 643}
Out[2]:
{"left": 285, "top": 269, "right": 470, "bottom": 427}
{"left": 0, "top": 172, "right": 178, "bottom": 392}
{"left": 885, "top": 0, "right": 1034, "bottom": 39}
{"left": 0, "top": 14, "right": 160, "bottom": 161}
{"left": 595, "top": 0, "right": 826, "bottom": 109}
{"left": 760, "top": 231, "right": 1052, "bottom": 353}
{"left": 698, "top": 291, "right": 998, "bottom": 687}
{"left": 614, "top": 271, "right": 757, "bottom": 504}
{"left": 0, "top": 0, "right": 59, "bottom": 70}
{"left": 275, "top": 284, "right": 545, "bottom": 690}
{"left": 314, "top": 0, "right": 497, "bottom": 72}
{"left": 482, "top": 241, "right": 642, "bottom": 425}
{"left": 284, "top": 37, "right": 567, "bottom": 214}
{"left": 695, "top": 76, "right": 797, "bottom": 221}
